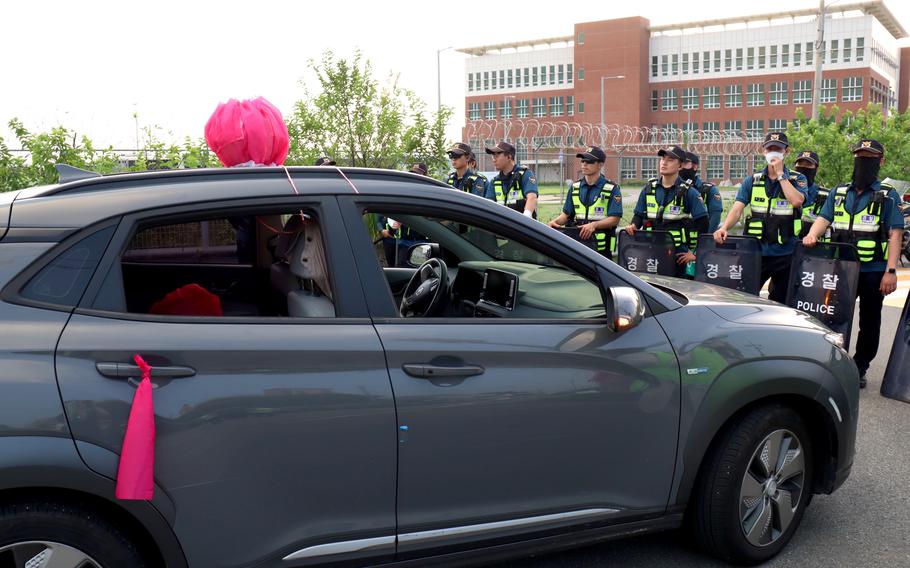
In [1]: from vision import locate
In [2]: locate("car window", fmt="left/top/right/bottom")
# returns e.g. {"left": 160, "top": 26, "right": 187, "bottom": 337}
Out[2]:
{"left": 93, "top": 209, "right": 336, "bottom": 318}
{"left": 19, "top": 225, "right": 116, "bottom": 308}
{"left": 362, "top": 210, "right": 606, "bottom": 320}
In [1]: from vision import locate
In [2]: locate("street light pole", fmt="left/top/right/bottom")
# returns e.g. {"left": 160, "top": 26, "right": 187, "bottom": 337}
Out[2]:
{"left": 436, "top": 46, "right": 454, "bottom": 113}
{"left": 811, "top": 0, "right": 826, "bottom": 121}
{"left": 600, "top": 75, "right": 626, "bottom": 135}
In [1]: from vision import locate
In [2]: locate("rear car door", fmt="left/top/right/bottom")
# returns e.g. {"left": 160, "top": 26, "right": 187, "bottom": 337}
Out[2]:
{"left": 53, "top": 194, "right": 397, "bottom": 567}
{"left": 339, "top": 193, "right": 681, "bottom": 557}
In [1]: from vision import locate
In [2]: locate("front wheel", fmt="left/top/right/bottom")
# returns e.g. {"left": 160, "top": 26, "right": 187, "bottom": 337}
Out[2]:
{"left": 689, "top": 404, "right": 813, "bottom": 566}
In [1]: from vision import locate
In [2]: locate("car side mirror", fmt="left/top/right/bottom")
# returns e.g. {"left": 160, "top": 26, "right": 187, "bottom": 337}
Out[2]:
{"left": 407, "top": 243, "right": 441, "bottom": 267}
{"left": 608, "top": 287, "right": 645, "bottom": 332}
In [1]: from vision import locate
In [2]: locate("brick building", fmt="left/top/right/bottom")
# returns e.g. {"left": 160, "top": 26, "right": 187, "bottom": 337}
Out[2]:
{"left": 460, "top": 0, "right": 909, "bottom": 184}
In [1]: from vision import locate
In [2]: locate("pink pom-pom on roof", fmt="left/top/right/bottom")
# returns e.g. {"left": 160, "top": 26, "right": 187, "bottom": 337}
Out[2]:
{"left": 204, "top": 97, "right": 289, "bottom": 167}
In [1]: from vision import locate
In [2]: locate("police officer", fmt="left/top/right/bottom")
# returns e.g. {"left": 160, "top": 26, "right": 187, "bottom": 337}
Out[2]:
{"left": 547, "top": 146, "right": 623, "bottom": 259}
{"left": 681, "top": 151, "right": 723, "bottom": 233}
{"left": 409, "top": 163, "right": 429, "bottom": 176}
{"left": 714, "top": 132, "right": 808, "bottom": 302}
{"left": 446, "top": 143, "right": 494, "bottom": 200}
{"left": 793, "top": 150, "right": 828, "bottom": 239}
{"left": 314, "top": 156, "right": 336, "bottom": 166}
{"left": 486, "top": 141, "right": 539, "bottom": 218}
{"left": 624, "top": 145, "right": 708, "bottom": 276}
{"left": 802, "top": 138, "right": 903, "bottom": 388}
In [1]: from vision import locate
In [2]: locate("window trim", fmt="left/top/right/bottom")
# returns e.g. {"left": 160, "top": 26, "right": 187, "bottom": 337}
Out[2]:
{"left": 73, "top": 195, "right": 368, "bottom": 322}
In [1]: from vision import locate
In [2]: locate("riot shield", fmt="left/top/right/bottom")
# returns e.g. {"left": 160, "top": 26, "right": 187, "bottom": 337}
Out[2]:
{"left": 882, "top": 291, "right": 910, "bottom": 404}
{"left": 785, "top": 243, "right": 861, "bottom": 349}
{"left": 694, "top": 235, "right": 763, "bottom": 295}
{"left": 617, "top": 230, "right": 676, "bottom": 276}
{"left": 553, "top": 226, "right": 615, "bottom": 259}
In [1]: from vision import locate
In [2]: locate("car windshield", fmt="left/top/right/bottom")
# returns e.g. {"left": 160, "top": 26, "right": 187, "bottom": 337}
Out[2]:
{"left": 434, "top": 219, "right": 567, "bottom": 269}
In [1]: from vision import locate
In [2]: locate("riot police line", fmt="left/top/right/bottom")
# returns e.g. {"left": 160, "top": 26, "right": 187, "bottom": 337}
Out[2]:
{"left": 431, "top": 134, "right": 910, "bottom": 401}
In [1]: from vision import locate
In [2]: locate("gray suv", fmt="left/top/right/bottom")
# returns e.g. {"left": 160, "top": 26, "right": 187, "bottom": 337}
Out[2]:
{"left": 0, "top": 166, "right": 857, "bottom": 567}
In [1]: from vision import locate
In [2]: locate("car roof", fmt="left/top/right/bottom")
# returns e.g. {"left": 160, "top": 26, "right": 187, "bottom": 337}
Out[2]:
{"left": 7, "top": 167, "right": 459, "bottom": 230}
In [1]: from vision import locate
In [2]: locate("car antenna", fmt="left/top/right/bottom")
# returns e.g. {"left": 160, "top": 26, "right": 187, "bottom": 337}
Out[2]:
{"left": 55, "top": 164, "right": 102, "bottom": 184}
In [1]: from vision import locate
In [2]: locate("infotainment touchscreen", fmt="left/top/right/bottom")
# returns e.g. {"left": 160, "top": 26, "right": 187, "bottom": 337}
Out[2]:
{"left": 480, "top": 268, "right": 518, "bottom": 310}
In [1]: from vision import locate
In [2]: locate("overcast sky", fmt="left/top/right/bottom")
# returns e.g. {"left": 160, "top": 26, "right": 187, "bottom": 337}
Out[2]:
{"left": 3, "top": 0, "right": 909, "bottom": 151}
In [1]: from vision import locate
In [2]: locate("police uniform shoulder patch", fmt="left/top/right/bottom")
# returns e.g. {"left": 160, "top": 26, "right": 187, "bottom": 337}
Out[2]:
{"left": 613, "top": 195, "right": 622, "bottom": 202}
{"left": 714, "top": 194, "right": 722, "bottom": 201}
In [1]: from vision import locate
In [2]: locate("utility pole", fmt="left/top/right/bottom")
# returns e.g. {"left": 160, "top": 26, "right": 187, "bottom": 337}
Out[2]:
{"left": 811, "top": 0, "right": 825, "bottom": 121}
{"left": 436, "top": 46, "right": 453, "bottom": 113}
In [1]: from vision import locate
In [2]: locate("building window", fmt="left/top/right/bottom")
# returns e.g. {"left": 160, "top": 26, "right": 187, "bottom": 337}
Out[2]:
{"left": 735, "top": 48, "right": 743, "bottom": 71}
{"left": 578, "top": 102, "right": 585, "bottom": 113}
{"left": 747, "top": 83, "right": 765, "bottom": 107}
{"left": 704, "top": 51, "right": 710, "bottom": 73}
{"left": 842, "top": 77, "right": 863, "bottom": 102}
{"left": 578, "top": 67, "right": 585, "bottom": 81}
{"left": 484, "top": 101, "right": 498, "bottom": 119}
{"left": 714, "top": 50, "right": 721, "bottom": 72}
{"left": 651, "top": 56, "right": 658, "bottom": 78}
{"left": 769, "top": 119, "right": 787, "bottom": 130}
{"left": 517, "top": 99, "right": 530, "bottom": 119}
{"left": 821, "top": 79, "right": 837, "bottom": 103}
{"left": 844, "top": 38, "right": 852, "bottom": 62}
{"left": 578, "top": 31, "right": 585, "bottom": 45}
{"left": 502, "top": 98, "right": 513, "bottom": 119}
{"left": 729, "top": 155, "right": 746, "bottom": 180}
{"left": 692, "top": 52, "right": 699, "bottom": 74}
{"left": 468, "top": 73, "right": 473, "bottom": 92}
{"left": 703, "top": 121, "right": 720, "bottom": 133}
{"left": 507, "top": 69, "right": 513, "bottom": 89}
{"left": 856, "top": 37, "right": 865, "bottom": 61}
{"left": 475, "top": 72, "right": 481, "bottom": 91}
{"left": 523, "top": 67, "right": 530, "bottom": 87}
{"left": 483, "top": 71, "right": 489, "bottom": 90}
{"left": 567, "top": 64, "right": 573, "bottom": 84}
{"left": 770, "top": 81, "right": 788, "bottom": 105}
{"left": 468, "top": 102, "right": 481, "bottom": 121}
{"left": 683, "top": 53, "right": 689, "bottom": 74}
{"left": 793, "top": 80, "right": 812, "bottom": 104}
{"left": 707, "top": 156, "right": 725, "bottom": 180}
{"left": 567, "top": 95, "right": 574, "bottom": 116}
{"left": 662, "top": 89, "right": 678, "bottom": 111}
{"left": 621, "top": 157, "right": 637, "bottom": 180}
{"left": 549, "top": 65, "right": 555, "bottom": 85}
{"left": 682, "top": 87, "right": 699, "bottom": 110}
{"left": 533, "top": 97, "right": 546, "bottom": 117}
{"left": 532, "top": 67, "right": 539, "bottom": 86}
{"left": 661, "top": 55, "right": 668, "bottom": 76}
{"left": 770, "top": 45, "right": 778, "bottom": 67}
{"left": 499, "top": 70, "right": 505, "bottom": 89}
{"left": 651, "top": 90, "right": 659, "bottom": 111}
{"left": 540, "top": 66, "right": 547, "bottom": 85}
{"left": 831, "top": 39, "right": 839, "bottom": 63}
{"left": 557, "top": 64, "right": 564, "bottom": 84}
{"left": 806, "top": 42, "right": 813, "bottom": 66}
{"left": 724, "top": 49, "right": 732, "bottom": 72}
{"left": 641, "top": 157, "right": 658, "bottom": 179}
{"left": 794, "top": 43, "right": 801, "bottom": 66}
{"left": 746, "top": 120, "right": 764, "bottom": 141}
{"left": 550, "top": 96, "right": 564, "bottom": 116}
{"left": 724, "top": 120, "right": 742, "bottom": 139}
{"left": 703, "top": 86, "right": 720, "bottom": 109}
{"left": 782, "top": 44, "right": 789, "bottom": 67}
{"left": 672, "top": 54, "right": 679, "bottom": 75}
{"left": 724, "top": 84, "right": 742, "bottom": 108}
{"left": 747, "top": 47, "right": 755, "bottom": 70}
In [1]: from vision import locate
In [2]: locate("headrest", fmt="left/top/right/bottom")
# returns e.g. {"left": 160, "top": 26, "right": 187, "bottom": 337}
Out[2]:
{"left": 288, "top": 221, "right": 332, "bottom": 301}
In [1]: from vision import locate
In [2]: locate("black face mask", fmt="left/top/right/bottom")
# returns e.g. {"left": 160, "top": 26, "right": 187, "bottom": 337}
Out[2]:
{"left": 794, "top": 166, "right": 816, "bottom": 186}
{"left": 679, "top": 168, "right": 697, "bottom": 182}
{"left": 852, "top": 156, "right": 881, "bottom": 189}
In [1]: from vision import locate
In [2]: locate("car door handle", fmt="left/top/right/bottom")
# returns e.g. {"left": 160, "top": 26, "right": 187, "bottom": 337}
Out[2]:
{"left": 95, "top": 362, "right": 197, "bottom": 379}
{"left": 402, "top": 363, "right": 485, "bottom": 379}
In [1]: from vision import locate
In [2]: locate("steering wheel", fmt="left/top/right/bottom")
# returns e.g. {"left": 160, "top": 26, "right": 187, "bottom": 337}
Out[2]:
{"left": 400, "top": 258, "right": 449, "bottom": 317}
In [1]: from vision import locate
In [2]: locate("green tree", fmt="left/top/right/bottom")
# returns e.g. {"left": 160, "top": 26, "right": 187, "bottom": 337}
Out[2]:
{"left": 287, "top": 50, "right": 452, "bottom": 176}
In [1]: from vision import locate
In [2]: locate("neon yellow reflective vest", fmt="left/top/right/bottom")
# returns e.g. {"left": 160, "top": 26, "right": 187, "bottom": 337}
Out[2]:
{"left": 643, "top": 179, "right": 692, "bottom": 248}
{"left": 744, "top": 173, "right": 802, "bottom": 244}
{"left": 829, "top": 185, "right": 889, "bottom": 263}
{"left": 492, "top": 165, "right": 528, "bottom": 205}
{"left": 570, "top": 179, "right": 616, "bottom": 252}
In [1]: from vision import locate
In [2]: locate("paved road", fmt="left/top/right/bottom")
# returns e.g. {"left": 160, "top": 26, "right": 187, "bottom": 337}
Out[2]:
{"left": 496, "top": 298, "right": 910, "bottom": 567}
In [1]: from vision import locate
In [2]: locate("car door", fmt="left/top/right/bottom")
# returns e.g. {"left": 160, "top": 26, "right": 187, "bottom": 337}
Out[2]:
{"left": 54, "top": 195, "right": 398, "bottom": 568}
{"left": 339, "top": 195, "right": 681, "bottom": 556}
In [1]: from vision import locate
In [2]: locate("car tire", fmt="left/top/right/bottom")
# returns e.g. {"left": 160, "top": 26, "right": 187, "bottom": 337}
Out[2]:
{"left": 0, "top": 500, "right": 149, "bottom": 568}
{"left": 690, "top": 404, "right": 813, "bottom": 566}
